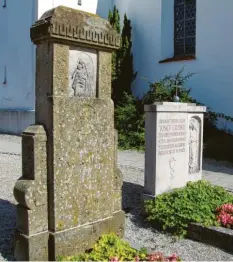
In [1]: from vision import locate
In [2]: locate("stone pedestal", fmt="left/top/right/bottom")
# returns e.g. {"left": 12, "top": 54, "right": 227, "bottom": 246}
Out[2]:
{"left": 14, "top": 6, "right": 124, "bottom": 261}
{"left": 144, "top": 102, "right": 206, "bottom": 198}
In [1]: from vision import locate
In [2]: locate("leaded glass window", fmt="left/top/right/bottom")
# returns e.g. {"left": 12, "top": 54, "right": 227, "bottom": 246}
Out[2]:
{"left": 174, "top": 0, "right": 196, "bottom": 56}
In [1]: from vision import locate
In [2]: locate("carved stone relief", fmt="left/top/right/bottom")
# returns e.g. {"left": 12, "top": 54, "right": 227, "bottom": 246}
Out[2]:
{"left": 69, "top": 47, "right": 97, "bottom": 97}
{"left": 189, "top": 117, "right": 201, "bottom": 174}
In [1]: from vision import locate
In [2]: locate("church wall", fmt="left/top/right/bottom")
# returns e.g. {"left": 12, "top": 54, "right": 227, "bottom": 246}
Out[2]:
{"left": 0, "top": 0, "right": 104, "bottom": 134}
{"left": 114, "top": 0, "right": 233, "bottom": 122}
{"left": 157, "top": 0, "right": 233, "bottom": 121}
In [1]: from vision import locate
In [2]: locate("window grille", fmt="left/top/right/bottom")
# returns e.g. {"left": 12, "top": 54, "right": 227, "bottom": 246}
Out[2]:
{"left": 174, "top": 0, "right": 196, "bottom": 56}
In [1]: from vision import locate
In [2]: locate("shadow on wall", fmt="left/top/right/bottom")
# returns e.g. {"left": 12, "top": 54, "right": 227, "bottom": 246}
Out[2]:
{"left": 96, "top": 0, "right": 113, "bottom": 19}
{"left": 0, "top": 199, "right": 16, "bottom": 261}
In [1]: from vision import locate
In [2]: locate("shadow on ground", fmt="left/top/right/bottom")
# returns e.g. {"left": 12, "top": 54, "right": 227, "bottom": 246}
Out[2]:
{"left": 0, "top": 199, "right": 16, "bottom": 261}
{"left": 122, "top": 181, "right": 156, "bottom": 230}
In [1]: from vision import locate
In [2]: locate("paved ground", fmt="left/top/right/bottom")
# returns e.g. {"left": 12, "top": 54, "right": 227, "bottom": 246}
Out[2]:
{"left": 118, "top": 150, "right": 233, "bottom": 191}
{"left": 1, "top": 136, "right": 233, "bottom": 191}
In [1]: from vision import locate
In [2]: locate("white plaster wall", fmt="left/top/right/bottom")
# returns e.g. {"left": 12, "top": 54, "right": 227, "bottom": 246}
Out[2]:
{"left": 0, "top": 0, "right": 109, "bottom": 134}
{"left": 38, "top": 0, "right": 100, "bottom": 18}
{"left": 97, "top": 0, "right": 113, "bottom": 19}
{"left": 112, "top": 0, "right": 162, "bottom": 97}
{"left": 0, "top": 0, "right": 37, "bottom": 110}
{"left": 114, "top": 0, "right": 233, "bottom": 118}
{"left": 158, "top": 0, "right": 233, "bottom": 118}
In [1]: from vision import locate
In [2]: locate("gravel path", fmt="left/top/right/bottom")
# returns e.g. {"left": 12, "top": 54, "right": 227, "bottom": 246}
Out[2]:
{"left": 1, "top": 135, "right": 233, "bottom": 261}
{"left": 0, "top": 134, "right": 21, "bottom": 144}
{"left": 121, "top": 165, "right": 233, "bottom": 261}
{"left": 0, "top": 153, "right": 21, "bottom": 261}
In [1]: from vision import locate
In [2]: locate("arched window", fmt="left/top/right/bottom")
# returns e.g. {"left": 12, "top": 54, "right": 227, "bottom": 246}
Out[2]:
{"left": 174, "top": 0, "right": 196, "bottom": 56}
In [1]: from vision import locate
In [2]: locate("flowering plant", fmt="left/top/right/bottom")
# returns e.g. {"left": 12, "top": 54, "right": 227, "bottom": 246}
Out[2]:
{"left": 110, "top": 252, "right": 181, "bottom": 261}
{"left": 216, "top": 203, "right": 233, "bottom": 228}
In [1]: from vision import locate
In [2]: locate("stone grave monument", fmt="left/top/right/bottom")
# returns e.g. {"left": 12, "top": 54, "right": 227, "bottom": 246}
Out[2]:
{"left": 144, "top": 102, "right": 206, "bottom": 198}
{"left": 13, "top": 6, "right": 125, "bottom": 261}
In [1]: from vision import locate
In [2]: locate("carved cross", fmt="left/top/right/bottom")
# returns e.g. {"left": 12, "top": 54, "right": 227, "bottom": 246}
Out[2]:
{"left": 173, "top": 80, "right": 182, "bottom": 97}
{"left": 173, "top": 80, "right": 182, "bottom": 102}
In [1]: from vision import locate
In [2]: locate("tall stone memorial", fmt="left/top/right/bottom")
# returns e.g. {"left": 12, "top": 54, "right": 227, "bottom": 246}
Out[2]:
{"left": 14, "top": 6, "right": 124, "bottom": 261}
{"left": 144, "top": 102, "right": 206, "bottom": 198}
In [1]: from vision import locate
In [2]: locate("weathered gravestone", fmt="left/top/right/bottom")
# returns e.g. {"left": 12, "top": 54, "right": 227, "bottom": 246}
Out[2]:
{"left": 144, "top": 102, "right": 206, "bottom": 198}
{"left": 13, "top": 6, "right": 125, "bottom": 261}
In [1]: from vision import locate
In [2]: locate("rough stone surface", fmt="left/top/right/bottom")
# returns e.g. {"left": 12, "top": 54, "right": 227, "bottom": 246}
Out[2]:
{"left": 13, "top": 126, "right": 48, "bottom": 260}
{"left": 13, "top": 6, "right": 124, "bottom": 261}
{"left": 30, "top": 6, "right": 121, "bottom": 50}
{"left": 144, "top": 102, "right": 206, "bottom": 197}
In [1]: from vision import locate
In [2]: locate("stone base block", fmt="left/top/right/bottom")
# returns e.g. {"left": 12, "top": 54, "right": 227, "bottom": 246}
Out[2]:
{"left": 14, "top": 230, "right": 49, "bottom": 261}
{"left": 188, "top": 223, "right": 233, "bottom": 253}
{"left": 49, "top": 211, "right": 125, "bottom": 260}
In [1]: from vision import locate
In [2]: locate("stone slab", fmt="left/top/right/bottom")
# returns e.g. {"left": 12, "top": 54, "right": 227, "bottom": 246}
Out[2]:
{"left": 188, "top": 223, "right": 233, "bottom": 253}
{"left": 144, "top": 102, "right": 206, "bottom": 197}
{"left": 49, "top": 211, "right": 125, "bottom": 260}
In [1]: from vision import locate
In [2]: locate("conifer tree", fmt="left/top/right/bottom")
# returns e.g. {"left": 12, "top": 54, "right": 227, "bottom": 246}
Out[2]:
{"left": 108, "top": 6, "right": 121, "bottom": 87}
{"left": 108, "top": 7, "right": 137, "bottom": 105}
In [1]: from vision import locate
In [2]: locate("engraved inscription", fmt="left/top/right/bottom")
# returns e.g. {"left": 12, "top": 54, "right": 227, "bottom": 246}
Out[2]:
{"left": 158, "top": 118, "right": 187, "bottom": 156}
{"left": 169, "top": 157, "right": 176, "bottom": 179}
{"left": 69, "top": 47, "right": 97, "bottom": 97}
{"left": 189, "top": 117, "right": 201, "bottom": 174}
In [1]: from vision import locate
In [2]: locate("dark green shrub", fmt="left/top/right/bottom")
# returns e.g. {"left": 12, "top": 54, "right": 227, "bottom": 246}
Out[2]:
{"left": 115, "top": 92, "right": 145, "bottom": 150}
{"left": 115, "top": 68, "right": 195, "bottom": 150}
{"left": 108, "top": 7, "right": 137, "bottom": 106}
{"left": 142, "top": 68, "right": 195, "bottom": 104}
{"left": 144, "top": 180, "right": 233, "bottom": 237}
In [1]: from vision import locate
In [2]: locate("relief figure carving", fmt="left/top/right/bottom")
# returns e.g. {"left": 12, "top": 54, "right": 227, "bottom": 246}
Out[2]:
{"left": 71, "top": 53, "right": 95, "bottom": 97}
{"left": 189, "top": 117, "right": 201, "bottom": 174}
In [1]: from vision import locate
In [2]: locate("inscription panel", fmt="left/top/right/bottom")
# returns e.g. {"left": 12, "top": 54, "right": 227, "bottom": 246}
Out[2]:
{"left": 158, "top": 118, "right": 187, "bottom": 156}
{"left": 69, "top": 47, "right": 97, "bottom": 97}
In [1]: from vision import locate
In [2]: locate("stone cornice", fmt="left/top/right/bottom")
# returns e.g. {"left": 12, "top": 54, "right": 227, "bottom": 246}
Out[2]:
{"left": 30, "top": 6, "right": 121, "bottom": 50}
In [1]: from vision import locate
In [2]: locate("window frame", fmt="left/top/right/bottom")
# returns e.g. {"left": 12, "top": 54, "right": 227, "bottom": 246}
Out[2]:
{"left": 174, "top": 0, "right": 196, "bottom": 57}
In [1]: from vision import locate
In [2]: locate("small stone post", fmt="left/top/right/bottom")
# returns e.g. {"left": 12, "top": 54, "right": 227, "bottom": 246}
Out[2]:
{"left": 144, "top": 102, "right": 206, "bottom": 198}
{"left": 14, "top": 6, "right": 125, "bottom": 261}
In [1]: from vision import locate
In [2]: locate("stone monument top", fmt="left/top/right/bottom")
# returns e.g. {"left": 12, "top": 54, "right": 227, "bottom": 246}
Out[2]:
{"left": 31, "top": 5, "right": 120, "bottom": 50}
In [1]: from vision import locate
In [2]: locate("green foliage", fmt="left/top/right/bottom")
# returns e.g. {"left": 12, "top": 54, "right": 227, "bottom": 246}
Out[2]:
{"left": 144, "top": 180, "right": 233, "bottom": 237}
{"left": 108, "top": 7, "right": 137, "bottom": 105}
{"left": 116, "top": 68, "right": 195, "bottom": 151}
{"left": 115, "top": 66, "right": 233, "bottom": 161}
{"left": 142, "top": 67, "right": 195, "bottom": 104}
{"left": 116, "top": 92, "right": 145, "bottom": 150}
{"left": 108, "top": 6, "right": 121, "bottom": 85}
{"left": 59, "top": 233, "right": 148, "bottom": 261}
